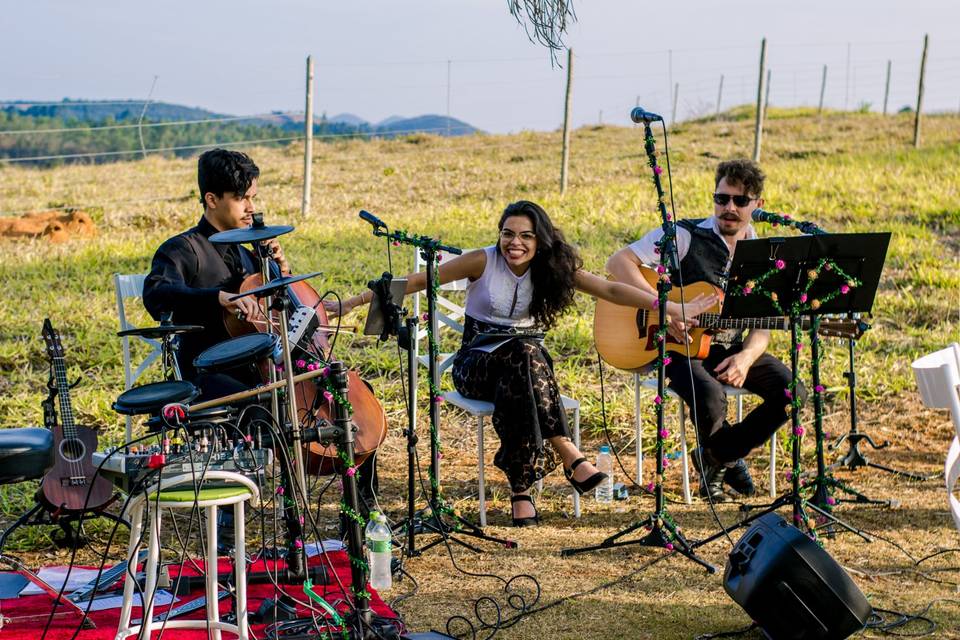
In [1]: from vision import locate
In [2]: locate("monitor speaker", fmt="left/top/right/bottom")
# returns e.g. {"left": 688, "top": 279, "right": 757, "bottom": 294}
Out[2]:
{"left": 724, "top": 512, "right": 872, "bottom": 639}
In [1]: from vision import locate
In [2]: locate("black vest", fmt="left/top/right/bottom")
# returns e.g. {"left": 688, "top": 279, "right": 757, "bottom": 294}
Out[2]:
{"left": 673, "top": 218, "right": 730, "bottom": 288}
{"left": 674, "top": 218, "right": 742, "bottom": 345}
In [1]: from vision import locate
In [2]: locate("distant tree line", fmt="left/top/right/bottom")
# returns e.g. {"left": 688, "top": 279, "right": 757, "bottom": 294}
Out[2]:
{"left": 0, "top": 107, "right": 368, "bottom": 166}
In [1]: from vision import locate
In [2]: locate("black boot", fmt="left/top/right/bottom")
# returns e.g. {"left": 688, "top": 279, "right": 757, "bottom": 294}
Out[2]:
{"left": 723, "top": 459, "right": 756, "bottom": 496}
{"left": 692, "top": 448, "right": 726, "bottom": 501}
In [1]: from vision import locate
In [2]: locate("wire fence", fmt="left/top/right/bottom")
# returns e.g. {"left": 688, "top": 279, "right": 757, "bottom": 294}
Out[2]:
{"left": 0, "top": 37, "right": 957, "bottom": 218}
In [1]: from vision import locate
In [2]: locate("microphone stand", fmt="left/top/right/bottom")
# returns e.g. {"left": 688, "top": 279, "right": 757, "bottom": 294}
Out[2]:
{"left": 561, "top": 120, "right": 714, "bottom": 572}
{"left": 362, "top": 218, "right": 516, "bottom": 555}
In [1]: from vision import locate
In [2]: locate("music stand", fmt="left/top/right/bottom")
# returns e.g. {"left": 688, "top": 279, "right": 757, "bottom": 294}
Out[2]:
{"left": 795, "top": 233, "right": 894, "bottom": 510}
{"left": 718, "top": 233, "right": 887, "bottom": 534}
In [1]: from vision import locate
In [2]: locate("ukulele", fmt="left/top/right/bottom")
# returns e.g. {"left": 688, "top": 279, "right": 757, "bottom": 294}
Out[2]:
{"left": 39, "top": 319, "right": 113, "bottom": 513}
{"left": 594, "top": 267, "right": 864, "bottom": 372}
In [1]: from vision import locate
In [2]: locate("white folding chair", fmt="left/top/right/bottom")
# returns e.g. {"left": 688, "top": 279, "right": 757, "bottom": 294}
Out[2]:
{"left": 412, "top": 248, "right": 582, "bottom": 525}
{"left": 115, "top": 273, "right": 165, "bottom": 442}
{"left": 911, "top": 343, "right": 960, "bottom": 532}
{"left": 633, "top": 373, "right": 777, "bottom": 504}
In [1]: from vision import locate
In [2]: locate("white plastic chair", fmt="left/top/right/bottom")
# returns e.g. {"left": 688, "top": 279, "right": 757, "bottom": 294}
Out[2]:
{"left": 633, "top": 373, "right": 777, "bottom": 504}
{"left": 911, "top": 343, "right": 960, "bottom": 532}
{"left": 115, "top": 273, "right": 166, "bottom": 442}
{"left": 412, "top": 248, "right": 582, "bottom": 526}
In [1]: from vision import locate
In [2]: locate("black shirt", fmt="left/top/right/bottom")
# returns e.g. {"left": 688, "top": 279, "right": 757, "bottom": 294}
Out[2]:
{"left": 143, "top": 216, "right": 256, "bottom": 381}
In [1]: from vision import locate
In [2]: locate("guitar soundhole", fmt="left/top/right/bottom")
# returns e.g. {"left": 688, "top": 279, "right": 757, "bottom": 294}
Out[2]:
{"left": 59, "top": 439, "right": 86, "bottom": 462}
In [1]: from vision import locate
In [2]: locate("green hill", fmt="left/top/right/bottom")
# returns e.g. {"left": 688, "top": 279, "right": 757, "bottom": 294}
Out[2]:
{"left": 0, "top": 100, "right": 480, "bottom": 165}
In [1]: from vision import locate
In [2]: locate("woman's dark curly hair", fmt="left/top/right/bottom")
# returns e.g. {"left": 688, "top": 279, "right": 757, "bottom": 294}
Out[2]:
{"left": 498, "top": 201, "right": 582, "bottom": 329}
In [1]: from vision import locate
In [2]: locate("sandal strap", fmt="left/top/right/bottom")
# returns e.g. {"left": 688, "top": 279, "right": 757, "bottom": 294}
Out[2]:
{"left": 569, "top": 457, "right": 588, "bottom": 471}
{"left": 510, "top": 494, "right": 534, "bottom": 504}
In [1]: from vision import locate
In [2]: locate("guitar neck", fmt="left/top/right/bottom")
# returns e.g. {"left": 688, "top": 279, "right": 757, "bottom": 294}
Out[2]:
{"left": 639, "top": 310, "right": 809, "bottom": 332}
{"left": 699, "top": 313, "right": 791, "bottom": 331}
{"left": 51, "top": 356, "right": 77, "bottom": 438}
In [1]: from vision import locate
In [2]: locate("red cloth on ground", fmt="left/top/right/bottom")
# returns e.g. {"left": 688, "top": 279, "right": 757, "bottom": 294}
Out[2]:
{"left": 0, "top": 551, "right": 399, "bottom": 639}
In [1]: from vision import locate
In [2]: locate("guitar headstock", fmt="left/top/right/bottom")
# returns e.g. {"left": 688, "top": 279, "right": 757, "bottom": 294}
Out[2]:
{"left": 819, "top": 318, "right": 869, "bottom": 340}
{"left": 41, "top": 318, "right": 64, "bottom": 360}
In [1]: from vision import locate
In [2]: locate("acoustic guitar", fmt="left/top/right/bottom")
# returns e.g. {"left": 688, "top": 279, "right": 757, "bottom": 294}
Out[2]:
{"left": 594, "top": 266, "right": 864, "bottom": 372}
{"left": 40, "top": 319, "right": 113, "bottom": 513}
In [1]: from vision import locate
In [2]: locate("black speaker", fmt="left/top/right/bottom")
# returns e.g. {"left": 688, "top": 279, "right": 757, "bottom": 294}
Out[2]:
{"left": 723, "top": 513, "right": 872, "bottom": 640}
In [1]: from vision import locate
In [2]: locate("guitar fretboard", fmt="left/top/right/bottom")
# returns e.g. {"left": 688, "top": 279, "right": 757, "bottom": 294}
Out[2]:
{"left": 638, "top": 310, "right": 805, "bottom": 331}
{"left": 52, "top": 355, "right": 77, "bottom": 440}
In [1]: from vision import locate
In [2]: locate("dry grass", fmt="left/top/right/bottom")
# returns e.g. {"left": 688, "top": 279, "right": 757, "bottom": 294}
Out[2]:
{"left": 367, "top": 396, "right": 960, "bottom": 639}
{"left": 0, "top": 109, "right": 958, "bottom": 638}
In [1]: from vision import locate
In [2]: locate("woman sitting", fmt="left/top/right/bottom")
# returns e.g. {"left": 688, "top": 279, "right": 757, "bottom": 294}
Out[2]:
{"left": 328, "top": 201, "right": 714, "bottom": 526}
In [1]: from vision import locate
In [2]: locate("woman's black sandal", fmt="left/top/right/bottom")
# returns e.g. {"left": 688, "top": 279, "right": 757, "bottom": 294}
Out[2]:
{"left": 510, "top": 494, "right": 539, "bottom": 527}
{"left": 564, "top": 457, "right": 608, "bottom": 495}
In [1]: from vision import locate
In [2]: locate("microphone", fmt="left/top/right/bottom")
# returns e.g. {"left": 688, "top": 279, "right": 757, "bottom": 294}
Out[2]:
{"left": 751, "top": 208, "right": 778, "bottom": 224}
{"left": 630, "top": 107, "right": 664, "bottom": 123}
{"left": 751, "top": 208, "right": 825, "bottom": 235}
{"left": 358, "top": 210, "right": 387, "bottom": 229}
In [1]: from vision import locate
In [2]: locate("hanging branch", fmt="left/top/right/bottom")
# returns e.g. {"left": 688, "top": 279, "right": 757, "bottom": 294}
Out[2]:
{"left": 508, "top": 0, "right": 577, "bottom": 61}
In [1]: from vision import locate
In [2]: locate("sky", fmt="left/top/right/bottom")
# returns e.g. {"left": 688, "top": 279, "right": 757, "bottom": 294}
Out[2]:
{"left": 2, "top": 0, "right": 958, "bottom": 133}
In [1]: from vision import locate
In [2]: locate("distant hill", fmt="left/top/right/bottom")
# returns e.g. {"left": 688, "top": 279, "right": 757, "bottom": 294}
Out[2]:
{"left": 0, "top": 100, "right": 482, "bottom": 165}
{"left": 376, "top": 114, "right": 477, "bottom": 136}
{"left": 3, "top": 100, "right": 222, "bottom": 122}
{"left": 377, "top": 115, "right": 405, "bottom": 127}
{"left": 328, "top": 113, "right": 368, "bottom": 126}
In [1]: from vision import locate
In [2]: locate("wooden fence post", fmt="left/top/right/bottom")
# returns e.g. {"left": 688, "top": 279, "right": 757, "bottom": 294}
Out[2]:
{"left": 818, "top": 65, "right": 827, "bottom": 114}
{"left": 753, "top": 38, "right": 767, "bottom": 162}
{"left": 882, "top": 60, "right": 892, "bottom": 115}
{"left": 914, "top": 35, "right": 929, "bottom": 148}
{"left": 301, "top": 55, "right": 314, "bottom": 217}
{"left": 560, "top": 48, "right": 573, "bottom": 195}
{"left": 446, "top": 59, "right": 452, "bottom": 136}
{"left": 671, "top": 83, "right": 680, "bottom": 125}
{"left": 667, "top": 49, "right": 673, "bottom": 123}
{"left": 764, "top": 69, "right": 772, "bottom": 115}
{"left": 716, "top": 74, "right": 724, "bottom": 118}
{"left": 844, "top": 42, "right": 851, "bottom": 110}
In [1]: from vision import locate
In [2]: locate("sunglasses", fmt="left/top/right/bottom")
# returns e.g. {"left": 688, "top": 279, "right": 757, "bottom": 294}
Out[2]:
{"left": 713, "top": 193, "right": 757, "bottom": 207}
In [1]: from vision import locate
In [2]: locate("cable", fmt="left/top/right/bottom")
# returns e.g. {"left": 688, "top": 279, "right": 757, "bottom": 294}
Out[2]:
{"left": 448, "top": 549, "right": 674, "bottom": 638}
{"left": 694, "top": 624, "right": 758, "bottom": 640}
{"left": 0, "top": 135, "right": 304, "bottom": 163}
{"left": 0, "top": 111, "right": 308, "bottom": 136}
{"left": 595, "top": 354, "right": 642, "bottom": 487}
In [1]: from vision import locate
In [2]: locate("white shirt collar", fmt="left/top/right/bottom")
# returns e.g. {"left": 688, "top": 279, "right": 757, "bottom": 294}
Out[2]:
{"left": 700, "top": 216, "right": 757, "bottom": 251}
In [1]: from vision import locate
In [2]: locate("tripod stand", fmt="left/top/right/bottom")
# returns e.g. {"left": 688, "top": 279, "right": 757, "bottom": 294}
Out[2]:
{"left": 804, "top": 317, "right": 894, "bottom": 513}
{"left": 561, "top": 118, "right": 714, "bottom": 572}
{"left": 829, "top": 319, "right": 933, "bottom": 483}
{"left": 359, "top": 212, "right": 515, "bottom": 555}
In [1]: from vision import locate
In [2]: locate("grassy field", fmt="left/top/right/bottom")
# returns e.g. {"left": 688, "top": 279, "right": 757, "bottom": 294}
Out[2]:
{"left": 0, "top": 109, "right": 958, "bottom": 638}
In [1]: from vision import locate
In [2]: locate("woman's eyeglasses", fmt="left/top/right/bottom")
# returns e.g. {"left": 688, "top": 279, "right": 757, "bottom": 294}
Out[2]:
{"left": 499, "top": 230, "right": 537, "bottom": 242}
{"left": 713, "top": 193, "right": 757, "bottom": 207}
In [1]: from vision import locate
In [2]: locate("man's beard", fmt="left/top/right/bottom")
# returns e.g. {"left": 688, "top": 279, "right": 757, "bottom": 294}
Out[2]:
{"left": 717, "top": 216, "right": 743, "bottom": 236}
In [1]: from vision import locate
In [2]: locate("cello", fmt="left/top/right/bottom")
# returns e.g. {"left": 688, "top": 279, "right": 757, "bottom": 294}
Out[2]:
{"left": 224, "top": 262, "right": 387, "bottom": 476}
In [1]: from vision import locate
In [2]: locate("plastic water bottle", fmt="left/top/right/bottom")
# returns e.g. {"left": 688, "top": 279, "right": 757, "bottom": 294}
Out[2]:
{"left": 595, "top": 445, "right": 614, "bottom": 504}
{"left": 365, "top": 511, "right": 392, "bottom": 591}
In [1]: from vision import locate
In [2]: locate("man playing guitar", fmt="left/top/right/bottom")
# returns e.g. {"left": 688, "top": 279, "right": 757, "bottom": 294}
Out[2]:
{"left": 606, "top": 159, "right": 806, "bottom": 500}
